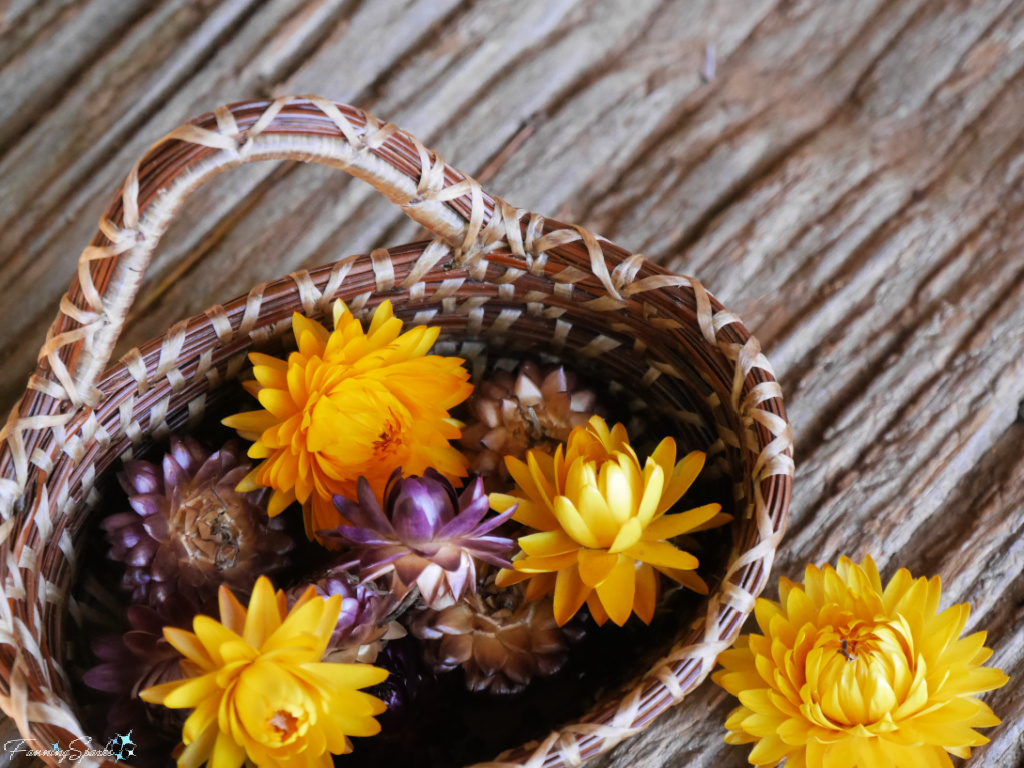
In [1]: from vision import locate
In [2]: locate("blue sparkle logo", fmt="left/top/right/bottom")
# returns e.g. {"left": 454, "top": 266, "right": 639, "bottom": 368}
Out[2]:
{"left": 105, "top": 731, "right": 135, "bottom": 762}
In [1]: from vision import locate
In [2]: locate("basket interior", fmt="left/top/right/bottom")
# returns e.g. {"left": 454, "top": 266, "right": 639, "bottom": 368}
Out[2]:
{"left": 4, "top": 238, "right": 786, "bottom": 767}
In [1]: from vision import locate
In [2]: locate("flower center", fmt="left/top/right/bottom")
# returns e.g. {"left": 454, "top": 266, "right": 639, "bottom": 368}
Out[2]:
{"left": 805, "top": 618, "right": 916, "bottom": 729}
{"left": 177, "top": 487, "right": 242, "bottom": 571}
{"left": 269, "top": 709, "right": 299, "bottom": 737}
{"left": 373, "top": 410, "right": 404, "bottom": 458}
{"left": 261, "top": 704, "right": 310, "bottom": 748}
{"left": 512, "top": 398, "right": 544, "bottom": 440}
{"left": 836, "top": 634, "right": 865, "bottom": 662}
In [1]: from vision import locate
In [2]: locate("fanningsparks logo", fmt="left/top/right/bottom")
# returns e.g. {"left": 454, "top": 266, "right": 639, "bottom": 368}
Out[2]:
{"left": 4, "top": 730, "right": 136, "bottom": 763}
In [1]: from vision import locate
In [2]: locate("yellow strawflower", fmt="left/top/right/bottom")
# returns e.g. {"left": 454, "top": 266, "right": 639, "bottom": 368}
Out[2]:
{"left": 713, "top": 556, "right": 1009, "bottom": 768}
{"left": 223, "top": 299, "right": 472, "bottom": 539}
{"left": 141, "top": 576, "right": 388, "bottom": 768}
{"left": 493, "top": 415, "right": 727, "bottom": 626}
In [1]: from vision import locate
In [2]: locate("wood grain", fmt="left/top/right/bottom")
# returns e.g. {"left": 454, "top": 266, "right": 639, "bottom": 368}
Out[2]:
{"left": 0, "top": 0, "right": 1022, "bottom": 766}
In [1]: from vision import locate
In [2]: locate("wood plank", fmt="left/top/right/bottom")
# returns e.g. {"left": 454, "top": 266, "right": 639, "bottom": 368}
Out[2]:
{"left": 904, "top": 422, "right": 1024, "bottom": 767}
{"left": 117, "top": 0, "right": 778, "bottom": 355}
{"left": 0, "top": 0, "right": 261, "bottom": 247}
{"left": 0, "top": 0, "right": 1022, "bottom": 766}
{"left": 0, "top": 0, "right": 466, "bottom": 409}
{"left": 587, "top": 1, "right": 1024, "bottom": 764}
{"left": 0, "top": 0, "right": 80, "bottom": 68}
{"left": 0, "top": 0, "right": 156, "bottom": 151}
{"left": 592, "top": 422, "right": 1024, "bottom": 768}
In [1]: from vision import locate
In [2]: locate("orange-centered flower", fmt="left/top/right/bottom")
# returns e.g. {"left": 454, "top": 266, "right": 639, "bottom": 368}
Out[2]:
{"left": 141, "top": 576, "right": 388, "bottom": 768}
{"left": 223, "top": 299, "right": 472, "bottom": 539}
{"left": 492, "top": 415, "right": 727, "bottom": 626}
{"left": 713, "top": 556, "right": 1009, "bottom": 768}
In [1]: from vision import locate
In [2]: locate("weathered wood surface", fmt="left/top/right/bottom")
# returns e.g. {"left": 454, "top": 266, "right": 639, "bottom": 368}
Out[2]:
{"left": 1, "top": 0, "right": 1022, "bottom": 766}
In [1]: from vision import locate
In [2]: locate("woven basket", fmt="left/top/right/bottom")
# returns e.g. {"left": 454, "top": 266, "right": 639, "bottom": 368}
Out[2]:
{"left": 0, "top": 97, "right": 793, "bottom": 768}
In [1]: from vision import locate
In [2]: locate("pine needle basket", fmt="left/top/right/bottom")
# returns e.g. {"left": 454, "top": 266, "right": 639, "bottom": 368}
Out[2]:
{"left": 0, "top": 97, "right": 793, "bottom": 768}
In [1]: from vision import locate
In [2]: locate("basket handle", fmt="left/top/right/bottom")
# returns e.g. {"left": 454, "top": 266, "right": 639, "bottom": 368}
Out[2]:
{"left": 0, "top": 97, "right": 531, "bottom": 502}
{"left": 55, "top": 97, "right": 518, "bottom": 405}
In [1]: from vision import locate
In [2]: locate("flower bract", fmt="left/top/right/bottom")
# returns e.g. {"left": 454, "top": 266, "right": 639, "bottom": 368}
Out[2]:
{"left": 84, "top": 592, "right": 198, "bottom": 751}
{"left": 322, "top": 469, "right": 514, "bottom": 610}
{"left": 409, "top": 583, "right": 583, "bottom": 695}
{"left": 223, "top": 299, "right": 472, "bottom": 539}
{"left": 459, "top": 362, "right": 600, "bottom": 490}
{"left": 713, "top": 556, "right": 1009, "bottom": 768}
{"left": 140, "top": 576, "right": 388, "bottom": 768}
{"left": 103, "top": 436, "right": 292, "bottom": 608}
{"left": 493, "top": 415, "right": 727, "bottom": 626}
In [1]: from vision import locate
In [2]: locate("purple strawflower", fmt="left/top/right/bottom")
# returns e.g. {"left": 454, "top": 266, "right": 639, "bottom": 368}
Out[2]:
{"left": 320, "top": 469, "right": 515, "bottom": 609}
{"left": 102, "top": 436, "right": 293, "bottom": 608}
{"left": 83, "top": 592, "right": 197, "bottom": 750}
{"left": 286, "top": 568, "right": 403, "bottom": 663}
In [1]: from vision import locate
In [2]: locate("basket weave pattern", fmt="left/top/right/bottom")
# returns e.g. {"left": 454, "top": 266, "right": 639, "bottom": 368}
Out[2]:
{"left": 0, "top": 97, "right": 793, "bottom": 768}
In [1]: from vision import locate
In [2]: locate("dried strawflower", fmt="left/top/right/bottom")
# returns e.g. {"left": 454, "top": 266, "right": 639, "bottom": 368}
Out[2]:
{"left": 459, "top": 362, "right": 599, "bottom": 486}
{"left": 409, "top": 581, "right": 582, "bottom": 694}
{"left": 223, "top": 299, "right": 473, "bottom": 539}
{"left": 102, "top": 437, "right": 292, "bottom": 607}
{"left": 713, "top": 556, "right": 1009, "bottom": 768}
{"left": 286, "top": 569, "right": 405, "bottom": 664}
{"left": 141, "top": 576, "right": 388, "bottom": 768}
{"left": 83, "top": 593, "right": 197, "bottom": 743}
{"left": 321, "top": 470, "right": 515, "bottom": 610}
{"left": 494, "top": 415, "right": 728, "bottom": 626}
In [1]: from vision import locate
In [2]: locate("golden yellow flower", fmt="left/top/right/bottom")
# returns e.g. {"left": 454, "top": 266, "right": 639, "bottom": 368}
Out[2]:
{"left": 141, "top": 576, "right": 388, "bottom": 768}
{"left": 223, "top": 299, "right": 472, "bottom": 539}
{"left": 713, "top": 556, "right": 1009, "bottom": 768}
{"left": 492, "top": 415, "right": 727, "bottom": 626}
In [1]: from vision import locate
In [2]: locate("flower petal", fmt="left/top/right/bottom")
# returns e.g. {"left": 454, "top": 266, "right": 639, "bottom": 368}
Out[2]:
{"left": 552, "top": 496, "right": 601, "bottom": 549}
{"left": 514, "top": 551, "right": 579, "bottom": 573}
{"left": 163, "top": 670, "right": 222, "bottom": 709}
{"left": 209, "top": 729, "right": 246, "bottom": 768}
{"left": 576, "top": 483, "right": 622, "bottom": 548}
{"left": 242, "top": 577, "right": 282, "bottom": 649}
{"left": 594, "top": 555, "right": 635, "bottom": 626}
{"left": 303, "top": 662, "right": 389, "bottom": 690}
{"left": 525, "top": 571, "right": 558, "bottom": 601}
{"left": 178, "top": 720, "right": 219, "bottom": 768}
{"left": 642, "top": 504, "right": 723, "bottom": 541}
{"left": 519, "top": 530, "right": 580, "bottom": 558}
{"left": 653, "top": 564, "right": 708, "bottom": 594}
{"left": 577, "top": 548, "right": 619, "bottom": 588}
{"left": 608, "top": 517, "right": 643, "bottom": 553}
{"left": 633, "top": 562, "right": 659, "bottom": 624}
{"left": 495, "top": 567, "right": 531, "bottom": 587}
{"left": 553, "top": 565, "right": 590, "bottom": 626}
{"left": 657, "top": 449, "right": 705, "bottom": 517}
{"left": 625, "top": 540, "right": 699, "bottom": 571}
{"left": 598, "top": 460, "right": 636, "bottom": 525}
{"left": 138, "top": 678, "right": 185, "bottom": 705}
{"left": 586, "top": 591, "right": 609, "bottom": 626}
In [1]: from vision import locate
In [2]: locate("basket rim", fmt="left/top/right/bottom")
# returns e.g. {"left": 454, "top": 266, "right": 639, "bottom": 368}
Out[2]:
{"left": 0, "top": 97, "right": 793, "bottom": 768}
